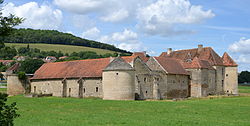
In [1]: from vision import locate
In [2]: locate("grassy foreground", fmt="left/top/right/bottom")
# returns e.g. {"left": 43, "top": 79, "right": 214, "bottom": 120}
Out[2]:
{"left": 239, "top": 85, "right": 250, "bottom": 93}
{"left": 7, "top": 95, "right": 250, "bottom": 126}
{"left": 5, "top": 43, "right": 116, "bottom": 55}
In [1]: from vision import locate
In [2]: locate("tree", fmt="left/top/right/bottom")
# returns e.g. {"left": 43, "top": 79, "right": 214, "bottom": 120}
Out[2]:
{"left": 0, "top": 1, "right": 22, "bottom": 125}
{"left": 0, "top": 0, "right": 23, "bottom": 37}
{"left": 238, "top": 71, "right": 250, "bottom": 83}
{"left": 0, "top": 46, "right": 17, "bottom": 59}
{"left": 0, "top": 93, "right": 20, "bottom": 126}
{"left": 0, "top": 42, "right": 4, "bottom": 48}
{"left": 19, "top": 58, "right": 44, "bottom": 74}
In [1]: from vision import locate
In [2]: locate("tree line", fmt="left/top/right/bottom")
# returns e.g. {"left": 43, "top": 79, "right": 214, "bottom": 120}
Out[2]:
{"left": 238, "top": 71, "right": 250, "bottom": 84}
{"left": 0, "top": 28, "right": 131, "bottom": 54}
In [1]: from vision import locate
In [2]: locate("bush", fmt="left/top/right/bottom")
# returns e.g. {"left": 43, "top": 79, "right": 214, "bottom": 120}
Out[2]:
{"left": 17, "top": 72, "right": 26, "bottom": 80}
{"left": 0, "top": 93, "right": 20, "bottom": 126}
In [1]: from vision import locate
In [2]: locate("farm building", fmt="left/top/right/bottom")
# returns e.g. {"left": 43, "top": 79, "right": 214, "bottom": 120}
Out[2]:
{"left": 8, "top": 45, "right": 238, "bottom": 100}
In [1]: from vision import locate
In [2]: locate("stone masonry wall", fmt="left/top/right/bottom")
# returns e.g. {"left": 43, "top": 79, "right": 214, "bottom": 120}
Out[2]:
{"left": 224, "top": 67, "right": 238, "bottom": 95}
{"left": 213, "top": 66, "right": 225, "bottom": 94}
{"left": 31, "top": 78, "right": 103, "bottom": 98}
{"left": 7, "top": 75, "right": 26, "bottom": 96}
{"left": 103, "top": 70, "right": 135, "bottom": 100}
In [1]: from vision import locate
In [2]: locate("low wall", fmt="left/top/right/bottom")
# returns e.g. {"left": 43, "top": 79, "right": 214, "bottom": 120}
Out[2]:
{"left": 7, "top": 74, "right": 30, "bottom": 96}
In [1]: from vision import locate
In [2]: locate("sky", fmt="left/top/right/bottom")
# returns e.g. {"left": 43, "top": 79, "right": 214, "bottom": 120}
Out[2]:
{"left": 2, "top": 0, "right": 250, "bottom": 71}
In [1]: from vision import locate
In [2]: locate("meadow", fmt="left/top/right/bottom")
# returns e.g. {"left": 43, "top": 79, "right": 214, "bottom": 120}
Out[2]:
{"left": 5, "top": 43, "right": 116, "bottom": 55}
{"left": 5, "top": 85, "right": 250, "bottom": 126}
{"left": 239, "top": 85, "right": 250, "bottom": 93}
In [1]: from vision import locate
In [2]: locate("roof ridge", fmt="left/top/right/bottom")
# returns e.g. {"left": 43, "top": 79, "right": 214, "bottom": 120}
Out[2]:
{"left": 173, "top": 47, "right": 211, "bottom": 52}
{"left": 46, "top": 57, "right": 111, "bottom": 64}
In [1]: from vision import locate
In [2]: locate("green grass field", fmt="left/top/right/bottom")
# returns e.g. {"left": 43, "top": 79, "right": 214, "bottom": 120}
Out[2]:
{"left": 5, "top": 43, "right": 116, "bottom": 55}
{"left": 239, "top": 85, "right": 250, "bottom": 93}
{"left": 6, "top": 95, "right": 250, "bottom": 126}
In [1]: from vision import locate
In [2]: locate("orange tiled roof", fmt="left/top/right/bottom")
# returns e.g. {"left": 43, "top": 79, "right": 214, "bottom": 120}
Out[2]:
{"left": 0, "top": 60, "right": 14, "bottom": 65}
{"left": 160, "top": 47, "right": 224, "bottom": 66}
{"left": 132, "top": 52, "right": 149, "bottom": 62}
{"left": 180, "top": 57, "right": 214, "bottom": 70}
{"left": 122, "top": 55, "right": 137, "bottom": 63}
{"left": 154, "top": 57, "right": 189, "bottom": 75}
{"left": 222, "top": 52, "right": 238, "bottom": 67}
{"left": 31, "top": 56, "right": 138, "bottom": 80}
{"left": 7, "top": 63, "right": 20, "bottom": 71}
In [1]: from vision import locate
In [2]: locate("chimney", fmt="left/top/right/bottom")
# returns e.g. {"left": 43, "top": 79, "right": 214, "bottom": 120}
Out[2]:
{"left": 167, "top": 48, "right": 172, "bottom": 55}
{"left": 198, "top": 44, "right": 203, "bottom": 53}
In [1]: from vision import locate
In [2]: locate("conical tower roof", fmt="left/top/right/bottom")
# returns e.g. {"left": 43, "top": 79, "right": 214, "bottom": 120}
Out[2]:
{"left": 104, "top": 57, "right": 134, "bottom": 71}
{"left": 222, "top": 52, "right": 238, "bottom": 67}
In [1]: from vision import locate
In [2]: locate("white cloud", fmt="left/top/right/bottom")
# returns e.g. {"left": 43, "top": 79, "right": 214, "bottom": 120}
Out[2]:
{"left": 71, "top": 15, "right": 95, "bottom": 30}
{"left": 53, "top": 0, "right": 106, "bottom": 14}
{"left": 136, "top": 0, "right": 215, "bottom": 36}
{"left": 3, "top": 2, "right": 63, "bottom": 29}
{"left": 100, "top": 9, "right": 129, "bottom": 22}
{"left": 81, "top": 27, "right": 100, "bottom": 40}
{"left": 98, "top": 29, "right": 145, "bottom": 51}
{"left": 53, "top": 0, "right": 151, "bottom": 23}
{"left": 228, "top": 38, "right": 250, "bottom": 66}
{"left": 229, "top": 37, "right": 250, "bottom": 54}
{"left": 236, "top": 54, "right": 250, "bottom": 64}
{"left": 112, "top": 29, "right": 138, "bottom": 42}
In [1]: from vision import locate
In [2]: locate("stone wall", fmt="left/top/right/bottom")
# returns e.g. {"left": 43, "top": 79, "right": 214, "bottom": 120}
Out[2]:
{"left": 31, "top": 78, "right": 103, "bottom": 98}
{"left": 133, "top": 58, "right": 153, "bottom": 99}
{"left": 224, "top": 66, "right": 238, "bottom": 95}
{"left": 207, "top": 69, "right": 216, "bottom": 95}
{"left": 31, "top": 79, "right": 63, "bottom": 97}
{"left": 186, "top": 69, "right": 209, "bottom": 97}
{"left": 213, "top": 66, "right": 225, "bottom": 94}
{"left": 103, "top": 70, "right": 135, "bottom": 100}
{"left": 7, "top": 74, "right": 30, "bottom": 96}
{"left": 165, "top": 74, "right": 189, "bottom": 99}
{"left": 146, "top": 57, "right": 189, "bottom": 99}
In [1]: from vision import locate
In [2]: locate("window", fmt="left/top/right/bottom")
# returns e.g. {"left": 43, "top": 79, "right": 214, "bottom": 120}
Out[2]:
{"left": 34, "top": 86, "right": 36, "bottom": 93}
{"left": 146, "top": 91, "right": 148, "bottom": 94}
{"left": 144, "top": 78, "right": 147, "bottom": 82}
{"left": 116, "top": 73, "right": 119, "bottom": 75}
{"left": 226, "top": 74, "right": 228, "bottom": 77}
{"left": 69, "top": 88, "right": 71, "bottom": 97}
{"left": 83, "top": 88, "right": 86, "bottom": 93}
{"left": 222, "top": 80, "right": 224, "bottom": 88}
{"left": 96, "top": 87, "right": 99, "bottom": 92}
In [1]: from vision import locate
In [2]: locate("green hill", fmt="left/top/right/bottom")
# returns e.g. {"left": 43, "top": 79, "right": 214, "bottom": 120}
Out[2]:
{"left": 1, "top": 28, "right": 130, "bottom": 54}
{"left": 5, "top": 43, "right": 116, "bottom": 55}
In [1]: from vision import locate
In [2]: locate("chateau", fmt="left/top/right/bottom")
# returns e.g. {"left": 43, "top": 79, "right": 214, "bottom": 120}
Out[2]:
{"left": 9, "top": 45, "right": 238, "bottom": 100}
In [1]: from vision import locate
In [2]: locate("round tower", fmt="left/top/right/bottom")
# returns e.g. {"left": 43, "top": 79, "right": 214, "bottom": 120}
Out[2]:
{"left": 103, "top": 57, "right": 135, "bottom": 100}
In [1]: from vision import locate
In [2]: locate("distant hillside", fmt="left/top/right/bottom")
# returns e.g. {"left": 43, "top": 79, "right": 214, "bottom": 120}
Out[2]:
{"left": 0, "top": 28, "right": 130, "bottom": 54}
{"left": 5, "top": 43, "right": 116, "bottom": 55}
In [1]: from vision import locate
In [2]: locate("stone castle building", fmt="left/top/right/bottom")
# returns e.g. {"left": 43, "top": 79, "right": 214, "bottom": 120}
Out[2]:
{"left": 9, "top": 45, "right": 238, "bottom": 100}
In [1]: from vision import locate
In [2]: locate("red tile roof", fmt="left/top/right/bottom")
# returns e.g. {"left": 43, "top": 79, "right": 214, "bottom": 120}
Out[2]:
{"left": 160, "top": 47, "right": 224, "bottom": 66}
{"left": 7, "top": 63, "right": 20, "bottom": 71}
{"left": 222, "top": 52, "right": 238, "bottom": 67}
{"left": 0, "top": 60, "right": 14, "bottom": 65}
{"left": 132, "top": 52, "right": 149, "bottom": 62}
{"left": 122, "top": 55, "right": 137, "bottom": 63}
{"left": 180, "top": 57, "right": 214, "bottom": 70}
{"left": 31, "top": 56, "right": 139, "bottom": 80}
{"left": 32, "top": 58, "right": 111, "bottom": 80}
{"left": 154, "top": 57, "right": 189, "bottom": 75}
